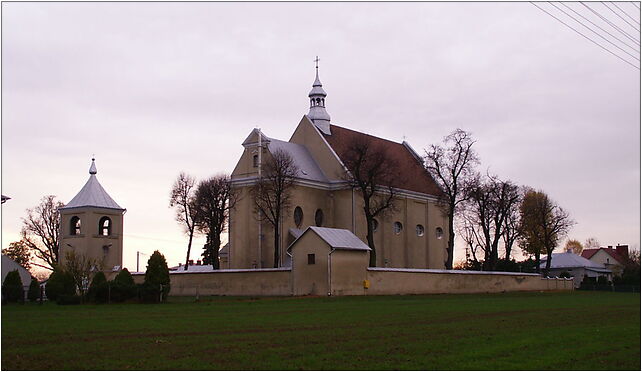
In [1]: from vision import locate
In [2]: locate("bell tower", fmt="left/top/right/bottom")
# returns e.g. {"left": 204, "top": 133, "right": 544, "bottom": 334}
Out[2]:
{"left": 307, "top": 56, "right": 332, "bottom": 135}
{"left": 59, "top": 158, "right": 126, "bottom": 272}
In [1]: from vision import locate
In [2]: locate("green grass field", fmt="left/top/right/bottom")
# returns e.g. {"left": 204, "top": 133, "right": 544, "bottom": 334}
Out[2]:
{"left": 2, "top": 291, "right": 639, "bottom": 370}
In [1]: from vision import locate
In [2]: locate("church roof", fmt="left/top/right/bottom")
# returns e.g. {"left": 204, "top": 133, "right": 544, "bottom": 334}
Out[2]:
{"left": 323, "top": 124, "right": 444, "bottom": 197}
{"left": 60, "top": 159, "right": 124, "bottom": 211}
{"left": 290, "top": 227, "right": 371, "bottom": 251}
{"left": 267, "top": 138, "right": 329, "bottom": 183}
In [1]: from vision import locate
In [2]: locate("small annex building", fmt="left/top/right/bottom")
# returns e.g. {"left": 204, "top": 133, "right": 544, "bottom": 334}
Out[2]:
{"left": 2, "top": 255, "right": 32, "bottom": 298}
{"left": 289, "top": 226, "right": 370, "bottom": 296}
{"left": 541, "top": 250, "right": 612, "bottom": 288}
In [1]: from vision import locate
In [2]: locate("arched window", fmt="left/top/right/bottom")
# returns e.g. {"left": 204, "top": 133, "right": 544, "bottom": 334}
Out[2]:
{"left": 99, "top": 216, "right": 112, "bottom": 236}
{"left": 315, "top": 209, "right": 324, "bottom": 227}
{"left": 321, "top": 98, "right": 325, "bottom": 106}
{"left": 70, "top": 216, "right": 81, "bottom": 235}
{"left": 294, "top": 206, "right": 303, "bottom": 228}
{"left": 436, "top": 227, "right": 444, "bottom": 239}
{"left": 253, "top": 154, "right": 259, "bottom": 168}
{"left": 393, "top": 221, "right": 403, "bottom": 235}
{"left": 371, "top": 218, "right": 379, "bottom": 232}
{"left": 416, "top": 224, "right": 425, "bottom": 236}
{"left": 316, "top": 98, "right": 321, "bottom": 105}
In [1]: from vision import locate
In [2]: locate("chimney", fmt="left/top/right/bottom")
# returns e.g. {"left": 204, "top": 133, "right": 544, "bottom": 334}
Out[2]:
{"left": 616, "top": 245, "right": 629, "bottom": 259}
{"left": 188, "top": 259, "right": 194, "bottom": 265}
{"left": 178, "top": 263, "right": 182, "bottom": 267}
{"left": 196, "top": 260, "right": 202, "bottom": 265}
{"left": 608, "top": 245, "right": 613, "bottom": 249}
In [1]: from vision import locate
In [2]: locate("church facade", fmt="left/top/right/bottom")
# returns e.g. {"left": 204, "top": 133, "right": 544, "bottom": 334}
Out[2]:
{"left": 228, "top": 68, "right": 449, "bottom": 270}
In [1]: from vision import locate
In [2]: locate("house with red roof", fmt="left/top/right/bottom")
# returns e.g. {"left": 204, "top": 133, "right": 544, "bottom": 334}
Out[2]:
{"left": 228, "top": 64, "right": 448, "bottom": 270}
{"left": 581, "top": 245, "right": 629, "bottom": 277}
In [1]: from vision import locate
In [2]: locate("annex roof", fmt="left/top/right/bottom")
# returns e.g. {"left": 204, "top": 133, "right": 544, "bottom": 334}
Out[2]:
{"left": 291, "top": 226, "right": 371, "bottom": 251}
{"left": 267, "top": 138, "right": 329, "bottom": 183}
{"left": 322, "top": 124, "right": 443, "bottom": 197}
{"left": 540, "top": 251, "right": 606, "bottom": 270}
{"left": 60, "top": 159, "right": 124, "bottom": 211}
{"left": 581, "top": 248, "right": 628, "bottom": 265}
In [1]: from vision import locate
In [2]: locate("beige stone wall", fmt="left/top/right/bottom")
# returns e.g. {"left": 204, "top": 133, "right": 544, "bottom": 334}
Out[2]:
{"left": 134, "top": 269, "right": 291, "bottom": 297}
{"left": 364, "top": 268, "right": 574, "bottom": 295}
{"left": 291, "top": 232, "right": 329, "bottom": 296}
{"left": 59, "top": 207, "right": 124, "bottom": 272}
{"left": 329, "top": 250, "right": 369, "bottom": 296}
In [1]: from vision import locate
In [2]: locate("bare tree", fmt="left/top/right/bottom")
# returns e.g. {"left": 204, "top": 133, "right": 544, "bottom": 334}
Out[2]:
{"left": 462, "top": 174, "right": 521, "bottom": 271}
{"left": 63, "top": 250, "right": 99, "bottom": 301}
{"left": 169, "top": 172, "right": 199, "bottom": 271}
{"left": 519, "top": 189, "right": 575, "bottom": 273}
{"left": 584, "top": 237, "right": 601, "bottom": 250}
{"left": 21, "top": 195, "right": 64, "bottom": 270}
{"left": 251, "top": 150, "right": 298, "bottom": 268}
{"left": 340, "top": 136, "right": 401, "bottom": 267}
{"left": 194, "top": 174, "right": 238, "bottom": 269}
{"left": 502, "top": 194, "right": 522, "bottom": 260}
{"left": 425, "top": 129, "right": 480, "bottom": 269}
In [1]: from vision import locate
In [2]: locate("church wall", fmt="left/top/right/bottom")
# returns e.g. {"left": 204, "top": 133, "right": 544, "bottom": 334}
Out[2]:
{"left": 133, "top": 269, "right": 291, "bottom": 297}
{"left": 231, "top": 133, "right": 269, "bottom": 180}
{"left": 59, "top": 207, "right": 124, "bottom": 271}
{"left": 365, "top": 268, "right": 574, "bottom": 295}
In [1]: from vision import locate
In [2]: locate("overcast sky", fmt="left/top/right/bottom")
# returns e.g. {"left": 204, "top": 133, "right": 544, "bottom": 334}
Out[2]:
{"left": 2, "top": 2, "right": 639, "bottom": 272}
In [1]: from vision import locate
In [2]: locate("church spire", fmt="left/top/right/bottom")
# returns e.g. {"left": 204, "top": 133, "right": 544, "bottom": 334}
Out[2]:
{"left": 307, "top": 56, "right": 331, "bottom": 135}
{"left": 89, "top": 157, "right": 97, "bottom": 175}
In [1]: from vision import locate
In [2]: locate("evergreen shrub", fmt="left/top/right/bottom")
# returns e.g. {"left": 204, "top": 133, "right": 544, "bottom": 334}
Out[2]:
{"left": 27, "top": 278, "right": 40, "bottom": 302}
{"left": 88, "top": 271, "right": 109, "bottom": 303}
{"left": 46, "top": 266, "right": 76, "bottom": 302}
{"left": 142, "top": 251, "right": 170, "bottom": 303}
{"left": 2, "top": 270, "right": 24, "bottom": 303}
{"left": 111, "top": 268, "right": 137, "bottom": 302}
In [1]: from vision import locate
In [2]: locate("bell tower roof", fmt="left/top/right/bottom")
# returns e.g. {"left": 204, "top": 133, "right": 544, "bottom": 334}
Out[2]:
{"left": 306, "top": 56, "right": 331, "bottom": 135}
{"left": 60, "top": 158, "right": 124, "bottom": 211}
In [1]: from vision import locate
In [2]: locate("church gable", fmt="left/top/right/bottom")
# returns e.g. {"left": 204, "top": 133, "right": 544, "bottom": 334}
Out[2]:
{"left": 289, "top": 116, "right": 347, "bottom": 181}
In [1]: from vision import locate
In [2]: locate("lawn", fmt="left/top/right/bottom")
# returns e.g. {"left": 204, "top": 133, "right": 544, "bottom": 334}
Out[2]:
{"left": 2, "top": 291, "right": 640, "bottom": 370}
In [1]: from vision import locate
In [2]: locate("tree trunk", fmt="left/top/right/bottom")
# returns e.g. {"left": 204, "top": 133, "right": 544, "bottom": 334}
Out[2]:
{"left": 273, "top": 212, "right": 280, "bottom": 268}
{"left": 535, "top": 250, "right": 541, "bottom": 273}
{"left": 545, "top": 247, "right": 553, "bottom": 275}
{"left": 446, "top": 211, "right": 455, "bottom": 269}
{"left": 212, "top": 232, "right": 221, "bottom": 270}
{"left": 184, "top": 228, "right": 194, "bottom": 271}
{"left": 366, "top": 216, "right": 376, "bottom": 267}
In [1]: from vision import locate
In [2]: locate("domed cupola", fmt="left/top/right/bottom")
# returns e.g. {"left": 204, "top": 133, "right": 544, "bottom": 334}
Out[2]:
{"left": 307, "top": 56, "right": 331, "bottom": 135}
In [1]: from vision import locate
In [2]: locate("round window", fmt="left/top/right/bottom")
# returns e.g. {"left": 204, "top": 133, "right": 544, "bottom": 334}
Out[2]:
{"left": 416, "top": 224, "right": 425, "bottom": 236}
{"left": 315, "top": 209, "right": 324, "bottom": 227}
{"left": 436, "top": 227, "right": 444, "bottom": 239}
{"left": 393, "top": 221, "right": 403, "bottom": 235}
{"left": 294, "top": 206, "right": 303, "bottom": 227}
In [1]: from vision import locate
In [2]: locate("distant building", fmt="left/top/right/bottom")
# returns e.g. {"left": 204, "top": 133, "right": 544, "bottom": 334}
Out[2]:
{"left": 58, "top": 158, "right": 126, "bottom": 273}
{"left": 581, "top": 245, "right": 629, "bottom": 277}
{"left": 541, "top": 249, "right": 612, "bottom": 288}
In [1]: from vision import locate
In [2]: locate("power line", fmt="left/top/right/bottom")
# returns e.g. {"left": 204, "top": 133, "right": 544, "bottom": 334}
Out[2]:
{"left": 602, "top": 1, "right": 641, "bottom": 32}
{"left": 612, "top": 2, "right": 641, "bottom": 24}
{"left": 531, "top": 2, "right": 640, "bottom": 70}
{"left": 582, "top": 2, "right": 640, "bottom": 44}
{"left": 560, "top": 2, "right": 640, "bottom": 53}
{"left": 550, "top": 2, "right": 640, "bottom": 60}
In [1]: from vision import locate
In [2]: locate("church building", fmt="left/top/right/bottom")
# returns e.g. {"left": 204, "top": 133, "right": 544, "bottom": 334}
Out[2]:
{"left": 228, "top": 65, "right": 449, "bottom": 270}
{"left": 59, "top": 158, "right": 126, "bottom": 272}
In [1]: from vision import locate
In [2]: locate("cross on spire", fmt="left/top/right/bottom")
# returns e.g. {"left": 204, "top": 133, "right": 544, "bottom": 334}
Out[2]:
{"left": 314, "top": 56, "right": 320, "bottom": 70}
